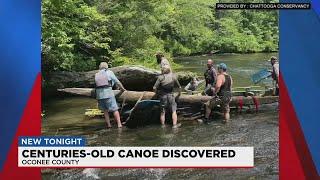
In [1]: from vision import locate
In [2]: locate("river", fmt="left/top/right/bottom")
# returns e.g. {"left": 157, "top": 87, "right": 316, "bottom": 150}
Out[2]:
{"left": 174, "top": 52, "right": 278, "bottom": 87}
{"left": 42, "top": 53, "right": 279, "bottom": 180}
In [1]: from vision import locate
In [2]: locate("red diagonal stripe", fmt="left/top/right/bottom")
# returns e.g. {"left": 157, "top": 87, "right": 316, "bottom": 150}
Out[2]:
{"left": 0, "top": 73, "right": 41, "bottom": 179}
{"left": 280, "top": 74, "right": 319, "bottom": 179}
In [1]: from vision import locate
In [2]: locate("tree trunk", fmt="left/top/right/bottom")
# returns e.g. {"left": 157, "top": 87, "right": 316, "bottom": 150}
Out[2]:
{"left": 57, "top": 88, "right": 279, "bottom": 107}
{"left": 45, "top": 66, "right": 194, "bottom": 91}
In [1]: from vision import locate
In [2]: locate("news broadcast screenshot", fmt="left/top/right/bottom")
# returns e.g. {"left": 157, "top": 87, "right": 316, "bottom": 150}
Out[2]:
{"left": 0, "top": 0, "right": 319, "bottom": 179}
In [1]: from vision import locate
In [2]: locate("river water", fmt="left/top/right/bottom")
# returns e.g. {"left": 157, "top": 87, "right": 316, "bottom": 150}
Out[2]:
{"left": 174, "top": 53, "right": 278, "bottom": 87}
{"left": 42, "top": 53, "right": 279, "bottom": 180}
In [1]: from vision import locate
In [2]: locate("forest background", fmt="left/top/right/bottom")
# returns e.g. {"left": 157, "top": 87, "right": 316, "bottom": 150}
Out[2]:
{"left": 42, "top": 0, "right": 278, "bottom": 76}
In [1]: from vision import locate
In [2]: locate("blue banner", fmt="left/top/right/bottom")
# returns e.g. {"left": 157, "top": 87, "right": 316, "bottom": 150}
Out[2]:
{"left": 18, "top": 136, "right": 86, "bottom": 147}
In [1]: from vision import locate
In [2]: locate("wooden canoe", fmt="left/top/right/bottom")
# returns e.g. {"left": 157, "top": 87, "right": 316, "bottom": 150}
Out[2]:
{"left": 57, "top": 88, "right": 278, "bottom": 107}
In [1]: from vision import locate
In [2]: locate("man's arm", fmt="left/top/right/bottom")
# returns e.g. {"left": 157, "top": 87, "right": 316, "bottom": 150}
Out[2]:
{"left": 111, "top": 72, "right": 126, "bottom": 91}
{"left": 195, "top": 80, "right": 204, "bottom": 87}
{"left": 174, "top": 76, "right": 182, "bottom": 95}
{"left": 274, "top": 64, "right": 279, "bottom": 83}
{"left": 153, "top": 77, "right": 161, "bottom": 92}
{"left": 215, "top": 74, "right": 223, "bottom": 94}
{"left": 230, "top": 76, "right": 233, "bottom": 92}
{"left": 184, "top": 83, "right": 191, "bottom": 92}
{"left": 116, "top": 82, "right": 126, "bottom": 91}
{"left": 212, "top": 69, "right": 217, "bottom": 84}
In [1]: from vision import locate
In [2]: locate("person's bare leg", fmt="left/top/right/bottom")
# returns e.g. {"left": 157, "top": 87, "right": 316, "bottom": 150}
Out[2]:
{"left": 172, "top": 111, "right": 177, "bottom": 126}
{"left": 104, "top": 110, "right": 111, "bottom": 128}
{"left": 224, "top": 112, "right": 230, "bottom": 121}
{"left": 113, "top": 111, "right": 122, "bottom": 128}
{"left": 205, "top": 104, "right": 211, "bottom": 119}
{"left": 224, "top": 106, "right": 230, "bottom": 122}
{"left": 160, "top": 111, "right": 165, "bottom": 126}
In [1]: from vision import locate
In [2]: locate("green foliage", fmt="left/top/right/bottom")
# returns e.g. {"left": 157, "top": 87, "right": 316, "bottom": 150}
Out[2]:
{"left": 42, "top": 0, "right": 111, "bottom": 73}
{"left": 42, "top": 0, "right": 278, "bottom": 74}
{"left": 212, "top": 0, "right": 279, "bottom": 53}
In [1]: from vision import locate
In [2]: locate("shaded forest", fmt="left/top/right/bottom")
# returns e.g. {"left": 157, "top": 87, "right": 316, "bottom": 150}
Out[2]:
{"left": 42, "top": 0, "right": 278, "bottom": 74}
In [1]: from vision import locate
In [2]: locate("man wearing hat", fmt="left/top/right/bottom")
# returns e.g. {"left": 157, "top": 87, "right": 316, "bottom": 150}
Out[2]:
{"left": 204, "top": 63, "right": 233, "bottom": 123}
{"left": 155, "top": 52, "right": 171, "bottom": 73}
{"left": 270, "top": 56, "right": 279, "bottom": 96}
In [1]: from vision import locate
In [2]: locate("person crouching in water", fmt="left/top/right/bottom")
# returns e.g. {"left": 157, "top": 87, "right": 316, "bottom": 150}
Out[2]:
{"left": 204, "top": 63, "right": 232, "bottom": 123}
{"left": 153, "top": 66, "right": 182, "bottom": 128}
{"left": 95, "top": 62, "right": 126, "bottom": 128}
{"left": 184, "top": 77, "right": 204, "bottom": 95}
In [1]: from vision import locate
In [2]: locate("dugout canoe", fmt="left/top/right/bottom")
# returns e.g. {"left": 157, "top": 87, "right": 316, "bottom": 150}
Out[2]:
{"left": 58, "top": 88, "right": 278, "bottom": 128}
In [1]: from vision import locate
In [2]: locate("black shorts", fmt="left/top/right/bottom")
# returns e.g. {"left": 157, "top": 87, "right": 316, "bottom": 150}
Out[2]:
{"left": 160, "top": 94, "right": 177, "bottom": 113}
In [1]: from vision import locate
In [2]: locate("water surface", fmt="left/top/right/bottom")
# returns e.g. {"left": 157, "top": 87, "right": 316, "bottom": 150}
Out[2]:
{"left": 174, "top": 53, "right": 278, "bottom": 87}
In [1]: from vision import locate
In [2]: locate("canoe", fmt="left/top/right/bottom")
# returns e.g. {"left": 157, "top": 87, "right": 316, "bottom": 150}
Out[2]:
{"left": 58, "top": 88, "right": 278, "bottom": 107}
{"left": 64, "top": 88, "right": 277, "bottom": 128}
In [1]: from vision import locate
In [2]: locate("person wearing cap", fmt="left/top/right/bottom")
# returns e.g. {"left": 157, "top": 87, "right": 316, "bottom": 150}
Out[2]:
{"left": 153, "top": 66, "right": 182, "bottom": 128}
{"left": 270, "top": 56, "right": 279, "bottom": 96}
{"left": 95, "top": 62, "right": 126, "bottom": 128}
{"left": 203, "top": 59, "right": 217, "bottom": 96}
{"left": 204, "top": 63, "right": 233, "bottom": 122}
{"left": 155, "top": 52, "right": 171, "bottom": 73}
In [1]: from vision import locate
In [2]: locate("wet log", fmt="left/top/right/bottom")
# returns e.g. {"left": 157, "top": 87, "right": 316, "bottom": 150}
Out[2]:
{"left": 57, "top": 88, "right": 279, "bottom": 107}
{"left": 46, "top": 65, "right": 194, "bottom": 91}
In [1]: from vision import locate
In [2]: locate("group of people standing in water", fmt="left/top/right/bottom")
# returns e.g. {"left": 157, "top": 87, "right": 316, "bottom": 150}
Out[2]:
{"left": 153, "top": 53, "right": 233, "bottom": 126}
{"left": 94, "top": 52, "right": 278, "bottom": 129}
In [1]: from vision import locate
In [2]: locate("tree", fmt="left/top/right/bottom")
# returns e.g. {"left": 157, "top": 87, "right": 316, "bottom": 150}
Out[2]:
{"left": 42, "top": 0, "right": 111, "bottom": 74}
{"left": 42, "top": 0, "right": 279, "bottom": 75}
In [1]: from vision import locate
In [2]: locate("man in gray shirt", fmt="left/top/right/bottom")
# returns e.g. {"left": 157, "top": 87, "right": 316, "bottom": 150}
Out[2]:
{"left": 153, "top": 66, "right": 181, "bottom": 128}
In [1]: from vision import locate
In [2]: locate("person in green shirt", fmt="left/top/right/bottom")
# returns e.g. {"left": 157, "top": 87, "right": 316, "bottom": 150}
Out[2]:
{"left": 153, "top": 66, "right": 182, "bottom": 128}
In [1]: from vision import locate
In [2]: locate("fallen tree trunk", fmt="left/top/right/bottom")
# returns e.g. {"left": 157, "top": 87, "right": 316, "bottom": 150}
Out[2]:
{"left": 57, "top": 88, "right": 278, "bottom": 107}
{"left": 46, "top": 66, "right": 194, "bottom": 91}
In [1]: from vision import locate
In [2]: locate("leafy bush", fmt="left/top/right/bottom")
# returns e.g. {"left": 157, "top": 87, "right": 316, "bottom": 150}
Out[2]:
{"left": 42, "top": 0, "right": 278, "bottom": 75}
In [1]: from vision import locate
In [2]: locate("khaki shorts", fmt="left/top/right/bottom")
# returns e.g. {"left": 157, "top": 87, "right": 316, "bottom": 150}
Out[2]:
{"left": 160, "top": 93, "right": 177, "bottom": 113}
{"left": 205, "top": 93, "right": 231, "bottom": 113}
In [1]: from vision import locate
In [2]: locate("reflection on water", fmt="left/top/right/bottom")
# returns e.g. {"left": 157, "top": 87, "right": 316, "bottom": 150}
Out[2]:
{"left": 42, "top": 53, "right": 278, "bottom": 180}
